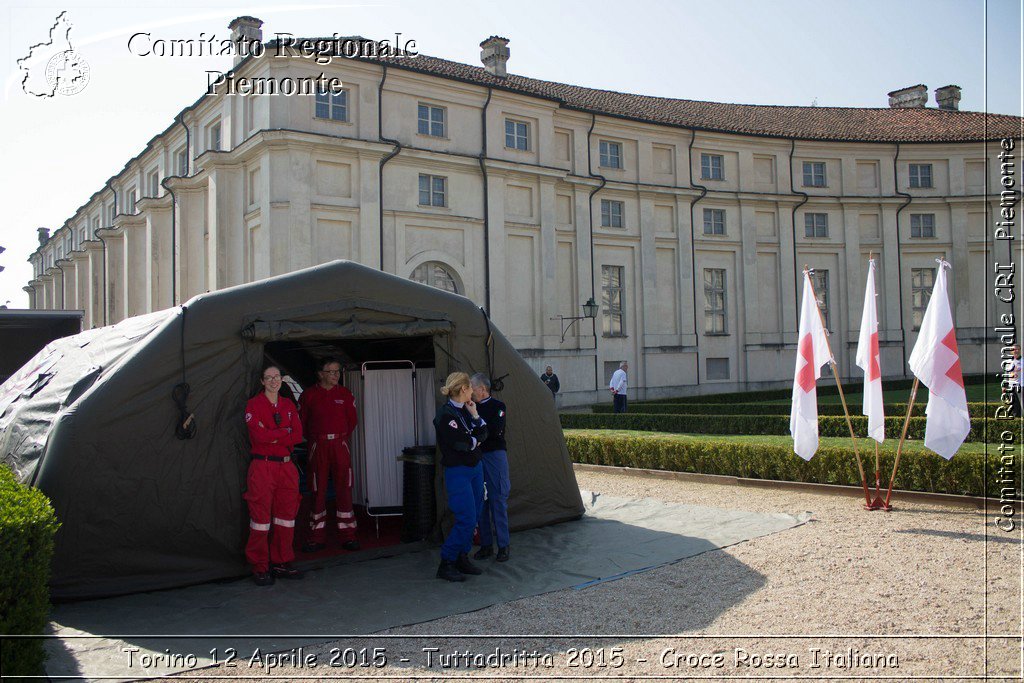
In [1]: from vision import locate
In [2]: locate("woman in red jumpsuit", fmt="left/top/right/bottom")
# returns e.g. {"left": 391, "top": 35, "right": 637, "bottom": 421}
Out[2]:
{"left": 243, "top": 365, "right": 304, "bottom": 585}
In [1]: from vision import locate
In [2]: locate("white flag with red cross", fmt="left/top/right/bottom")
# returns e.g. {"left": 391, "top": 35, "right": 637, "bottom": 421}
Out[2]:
{"left": 908, "top": 260, "right": 970, "bottom": 459}
{"left": 855, "top": 259, "right": 885, "bottom": 443}
{"left": 790, "top": 270, "right": 834, "bottom": 460}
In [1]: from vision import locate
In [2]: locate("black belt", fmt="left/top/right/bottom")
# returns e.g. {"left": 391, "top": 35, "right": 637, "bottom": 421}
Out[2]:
{"left": 252, "top": 455, "right": 291, "bottom": 462}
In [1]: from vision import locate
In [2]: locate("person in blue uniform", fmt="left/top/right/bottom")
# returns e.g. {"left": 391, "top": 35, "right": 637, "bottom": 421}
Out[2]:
{"left": 433, "top": 371, "right": 489, "bottom": 582}
{"left": 470, "top": 373, "right": 510, "bottom": 562}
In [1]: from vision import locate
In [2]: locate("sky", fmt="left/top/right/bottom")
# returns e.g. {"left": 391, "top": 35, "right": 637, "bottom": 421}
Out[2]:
{"left": 0, "top": 0, "right": 1021, "bottom": 308}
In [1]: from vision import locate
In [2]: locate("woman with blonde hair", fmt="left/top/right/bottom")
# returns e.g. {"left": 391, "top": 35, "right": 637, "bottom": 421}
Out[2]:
{"left": 432, "top": 371, "right": 489, "bottom": 581}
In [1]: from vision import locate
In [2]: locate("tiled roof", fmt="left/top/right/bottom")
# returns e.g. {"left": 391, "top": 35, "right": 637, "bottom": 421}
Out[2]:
{"left": 326, "top": 41, "right": 1021, "bottom": 143}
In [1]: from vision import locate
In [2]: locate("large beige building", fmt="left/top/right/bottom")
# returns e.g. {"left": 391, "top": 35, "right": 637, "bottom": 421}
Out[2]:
{"left": 25, "top": 17, "right": 1021, "bottom": 404}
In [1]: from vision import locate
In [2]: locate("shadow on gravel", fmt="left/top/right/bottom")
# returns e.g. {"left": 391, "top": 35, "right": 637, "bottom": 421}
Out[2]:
{"left": 894, "top": 528, "right": 1022, "bottom": 544}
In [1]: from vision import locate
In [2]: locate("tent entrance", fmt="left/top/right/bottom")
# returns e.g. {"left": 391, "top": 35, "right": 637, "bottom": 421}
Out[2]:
{"left": 262, "top": 337, "right": 437, "bottom": 559}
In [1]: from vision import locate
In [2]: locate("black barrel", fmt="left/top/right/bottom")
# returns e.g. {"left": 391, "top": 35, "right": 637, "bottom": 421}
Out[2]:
{"left": 398, "top": 445, "right": 437, "bottom": 542}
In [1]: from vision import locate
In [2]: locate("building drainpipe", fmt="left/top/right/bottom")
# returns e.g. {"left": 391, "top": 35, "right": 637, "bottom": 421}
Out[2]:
{"left": 893, "top": 142, "right": 912, "bottom": 376}
{"left": 478, "top": 87, "right": 493, "bottom": 314}
{"left": 378, "top": 65, "right": 402, "bottom": 273}
{"left": 585, "top": 113, "right": 607, "bottom": 390}
{"left": 788, "top": 138, "right": 809, "bottom": 313}
{"left": 168, "top": 115, "right": 190, "bottom": 307}
{"left": 686, "top": 129, "right": 709, "bottom": 386}
{"left": 96, "top": 188, "right": 115, "bottom": 326}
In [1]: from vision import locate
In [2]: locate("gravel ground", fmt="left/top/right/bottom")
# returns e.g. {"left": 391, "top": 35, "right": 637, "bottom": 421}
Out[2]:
{"left": 179, "top": 469, "right": 1022, "bottom": 681}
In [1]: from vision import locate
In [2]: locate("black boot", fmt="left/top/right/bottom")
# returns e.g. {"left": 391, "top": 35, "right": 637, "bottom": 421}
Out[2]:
{"left": 474, "top": 545, "right": 494, "bottom": 560}
{"left": 436, "top": 559, "right": 466, "bottom": 582}
{"left": 456, "top": 552, "right": 483, "bottom": 575}
{"left": 496, "top": 546, "right": 510, "bottom": 563}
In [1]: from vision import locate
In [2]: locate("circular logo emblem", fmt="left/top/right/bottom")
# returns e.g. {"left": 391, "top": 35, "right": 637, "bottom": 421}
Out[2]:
{"left": 45, "top": 50, "right": 90, "bottom": 96}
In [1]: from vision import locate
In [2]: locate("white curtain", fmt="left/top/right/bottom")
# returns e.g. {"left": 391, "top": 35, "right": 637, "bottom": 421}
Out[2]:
{"left": 361, "top": 367, "right": 415, "bottom": 511}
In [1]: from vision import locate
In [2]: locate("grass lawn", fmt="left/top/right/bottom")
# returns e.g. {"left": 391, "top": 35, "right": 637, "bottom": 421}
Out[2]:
{"left": 563, "top": 428, "right": 991, "bottom": 457}
{"left": 758, "top": 382, "right": 1001, "bottom": 406}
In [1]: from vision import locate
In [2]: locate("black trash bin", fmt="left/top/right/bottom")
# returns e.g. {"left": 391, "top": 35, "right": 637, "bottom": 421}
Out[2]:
{"left": 398, "top": 445, "right": 437, "bottom": 542}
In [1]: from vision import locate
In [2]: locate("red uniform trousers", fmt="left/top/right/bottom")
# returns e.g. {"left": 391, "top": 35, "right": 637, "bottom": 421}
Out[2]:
{"left": 244, "top": 459, "right": 300, "bottom": 573}
{"left": 308, "top": 436, "right": 357, "bottom": 543}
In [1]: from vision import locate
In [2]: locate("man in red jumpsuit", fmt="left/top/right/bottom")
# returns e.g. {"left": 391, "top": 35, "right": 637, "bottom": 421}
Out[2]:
{"left": 244, "top": 365, "right": 304, "bottom": 585}
{"left": 300, "top": 358, "right": 360, "bottom": 552}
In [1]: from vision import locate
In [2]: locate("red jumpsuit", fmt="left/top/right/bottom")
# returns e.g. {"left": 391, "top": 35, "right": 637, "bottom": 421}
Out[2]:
{"left": 299, "top": 384, "right": 359, "bottom": 543}
{"left": 244, "top": 393, "right": 303, "bottom": 573}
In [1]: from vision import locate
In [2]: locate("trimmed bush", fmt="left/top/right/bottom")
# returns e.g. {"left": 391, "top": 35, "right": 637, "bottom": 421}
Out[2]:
{"left": 561, "top": 412, "right": 1017, "bottom": 443}
{"left": 592, "top": 401, "right": 994, "bottom": 418}
{"left": 566, "top": 431, "right": 999, "bottom": 497}
{"left": 0, "top": 465, "right": 60, "bottom": 677}
{"left": 622, "top": 374, "right": 988, "bottom": 406}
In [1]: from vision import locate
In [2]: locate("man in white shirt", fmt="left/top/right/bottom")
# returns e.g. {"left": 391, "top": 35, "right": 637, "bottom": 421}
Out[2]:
{"left": 609, "top": 361, "right": 628, "bottom": 414}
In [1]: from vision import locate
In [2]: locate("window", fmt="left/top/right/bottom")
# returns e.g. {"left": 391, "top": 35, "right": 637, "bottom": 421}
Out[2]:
{"left": 910, "top": 213, "right": 935, "bottom": 238}
{"left": 209, "top": 122, "right": 221, "bottom": 152}
{"left": 505, "top": 119, "right": 529, "bottom": 151}
{"left": 601, "top": 199, "right": 624, "bottom": 228}
{"left": 810, "top": 270, "right": 830, "bottom": 330}
{"left": 804, "top": 212, "right": 829, "bottom": 238}
{"left": 599, "top": 140, "right": 622, "bottom": 169}
{"left": 411, "top": 261, "right": 460, "bottom": 294}
{"left": 248, "top": 168, "right": 261, "bottom": 206}
{"left": 601, "top": 265, "right": 625, "bottom": 336}
{"left": 703, "top": 208, "right": 725, "bottom": 235}
{"left": 107, "top": 203, "right": 116, "bottom": 225}
{"left": 127, "top": 188, "right": 137, "bottom": 214}
{"left": 90, "top": 217, "right": 99, "bottom": 238}
{"left": 147, "top": 169, "right": 160, "bottom": 198}
{"left": 417, "top": 104, "right": 445, "bottom": 137}
{"left": 704, "top": 268, "right": 727, "bottom": 334}
{"left": 803, "top": 161, "right": 826, "bottom": 187}
{"left": 176, "top": 147, "right": 188, "bottom": 176}
{"left": 706, "top": 358, "right": 730, "bottom": 380}
{"left": 315, "top": 89, "right": 349, "bottom": 122}
{"left": 701, "top": 153, "right": 724, "bottom": 180}
{"left": 418, "top": 174, "right": 447, "bottom": 207}
{"left": 909, "top": 163, "right": 933, "bottom": 188}
{"left": 911, "top": 268, "right": 935, "bottom": 330}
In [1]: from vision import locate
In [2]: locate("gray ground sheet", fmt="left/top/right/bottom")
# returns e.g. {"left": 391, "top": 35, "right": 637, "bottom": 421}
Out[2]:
{"left": 45, "top": 492, "right": 811, "bottom": 680}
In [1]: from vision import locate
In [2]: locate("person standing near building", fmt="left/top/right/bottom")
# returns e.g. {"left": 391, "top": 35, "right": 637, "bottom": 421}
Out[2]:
{"left": 299, "top": 358, "right": 360, "bottom": 552}
{"left": 540, "top": 366, "right": 560, "bottom": 397}
{"left": 609, "top": 361, "right": 629, "bottom": 414}
{"left": 1010, "top": 345, "right": 1022, "bottom": 418}
{"left": 470, "top": 373, "right": 510, "bottom": 563}
{"left": 433, "top": 372, "right": 488, "bottom": 582}
{"left": 244, "top": 365, "right": 304, "bottom": 585}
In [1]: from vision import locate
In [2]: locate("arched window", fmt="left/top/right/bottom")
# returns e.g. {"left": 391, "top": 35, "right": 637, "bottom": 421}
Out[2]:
{"left": 410, "top": 261, "right": 460, "bottom": 295}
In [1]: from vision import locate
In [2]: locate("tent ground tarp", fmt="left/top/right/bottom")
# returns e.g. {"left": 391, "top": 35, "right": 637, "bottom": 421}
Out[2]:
{"left": 44, "top": 493, "right": 812, "bottom": 679}
{"left": 0, "top": 261, "right": 583, "bottom": 599}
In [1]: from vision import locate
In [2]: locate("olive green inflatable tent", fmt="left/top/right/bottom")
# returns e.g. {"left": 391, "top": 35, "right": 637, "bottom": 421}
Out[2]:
{"left": 0, "top": 261, "right": 583, "bottom": 599}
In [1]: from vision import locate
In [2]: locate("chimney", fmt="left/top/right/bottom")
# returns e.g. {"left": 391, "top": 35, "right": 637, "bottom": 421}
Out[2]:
{"left": 229, "top": 16, "right": 263, "bottom": 67}
{"left": 37, "top": 227, "right": 50, "bottom": 246}
{"left": 480, "top": 36, "right": 510, "bottom": 78}
{"left": 887, "top": 84, "right": 928, "bottom": 108}
{"left": 935, "top": 84, "right": 962, "bottom": 111}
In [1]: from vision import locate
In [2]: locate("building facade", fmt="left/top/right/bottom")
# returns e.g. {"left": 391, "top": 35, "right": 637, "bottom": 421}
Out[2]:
{"left": 25, "top": 18, "right": 1021, "bottom": 404}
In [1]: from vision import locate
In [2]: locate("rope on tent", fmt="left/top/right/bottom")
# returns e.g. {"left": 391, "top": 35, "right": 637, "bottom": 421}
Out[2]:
{"left": 478, "top": 306, "right": 508, "bottom": 393}
{"left": 173, "top": 305, "right": 197, "bottom": 440}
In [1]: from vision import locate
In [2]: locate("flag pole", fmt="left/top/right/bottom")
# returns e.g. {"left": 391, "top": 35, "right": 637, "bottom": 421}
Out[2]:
{"left": 804, "top": 267, "right": 873, "bottom": 507}
{"left": 866, "top": 251, "right": 885, "bottom": 510}
{"left": 883, "top": 377, "right": 920, "bottom": 508}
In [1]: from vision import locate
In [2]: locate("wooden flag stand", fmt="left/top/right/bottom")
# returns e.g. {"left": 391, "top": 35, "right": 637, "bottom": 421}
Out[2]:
{"left": 881, "top": 378, "right": 921, "bottom": 510}
{"left": 804, "top": 268, "right": 873, "bottom": 508}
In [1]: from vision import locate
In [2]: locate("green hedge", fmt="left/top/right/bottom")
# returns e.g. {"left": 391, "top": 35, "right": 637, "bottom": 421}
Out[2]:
{"left": 561, "top": 412, "right": 1017, "bottom": 443}
{"left": 626, "top": 374, "right": 988, "bottom": 406}
{"left": 0, "top": 466, "right": 60, "bottom": 677}
{"left": 566, "top": 432, "right": 1000, "bottom": 497}
{"left": 592, "top": 401, "right": 994, "bottom": 418}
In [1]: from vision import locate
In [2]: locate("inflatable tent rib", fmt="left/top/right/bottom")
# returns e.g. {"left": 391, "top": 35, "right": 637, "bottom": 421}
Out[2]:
{"left": 0, "top": 261, "right": 583, "bottom": 599}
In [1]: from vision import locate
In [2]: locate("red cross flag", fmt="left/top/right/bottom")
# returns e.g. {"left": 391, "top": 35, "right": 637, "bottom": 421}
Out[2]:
{"left": 790, "top": 270, "right": 834, "bottom": 460}
{"left": 855, "top": 259, "right": 885, "bottom": 443}
{"left": 908, "top": 260, "right": 970, "bottom": 459}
